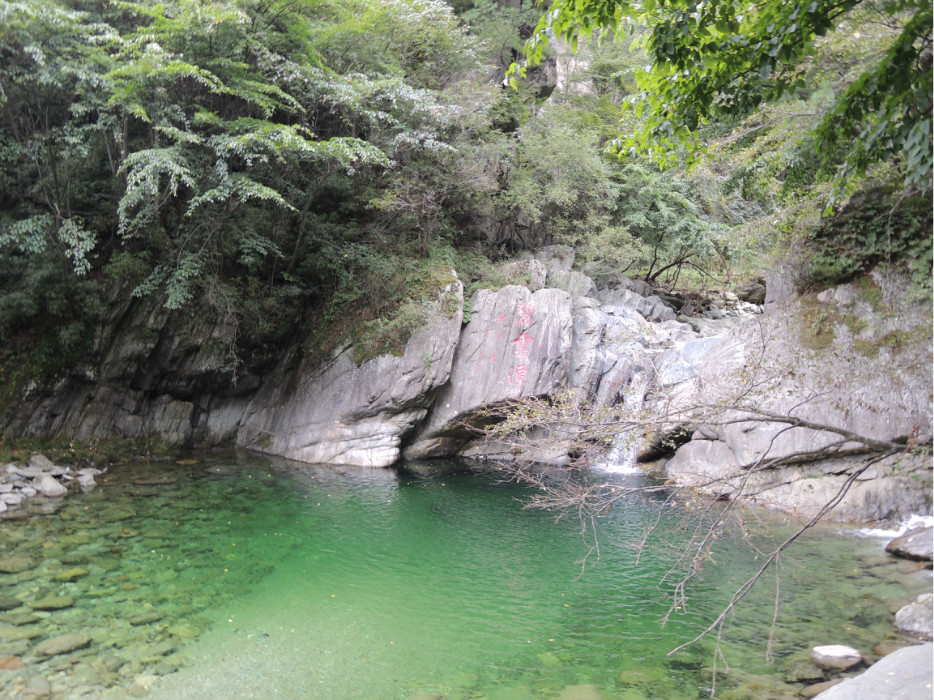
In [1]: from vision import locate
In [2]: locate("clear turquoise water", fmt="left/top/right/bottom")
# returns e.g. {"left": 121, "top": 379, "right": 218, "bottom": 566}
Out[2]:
{"left": 0, "top": 453, "right": 928, "bottom": 700}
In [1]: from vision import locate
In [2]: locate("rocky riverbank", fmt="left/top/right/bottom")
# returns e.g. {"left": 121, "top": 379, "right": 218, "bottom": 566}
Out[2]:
{"left": 2, "top": 246, "right": 930, "bottom": 528}
{"left": 0, "top": 454, "right": 304, "bottom": 700}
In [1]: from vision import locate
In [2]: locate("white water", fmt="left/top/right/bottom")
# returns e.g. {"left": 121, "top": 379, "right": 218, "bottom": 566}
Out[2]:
{"left": 855, "top": 513, "right": 934, "bottom": 539}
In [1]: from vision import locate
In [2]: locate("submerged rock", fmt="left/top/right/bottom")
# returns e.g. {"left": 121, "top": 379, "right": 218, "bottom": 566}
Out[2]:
{"left": 18, "top": 676, "right": 51, "bottom": 700}
{"left": 0, "top": 556, "right": 37, "bottom": 574}
{"left": 52, "top": 567, "right": 89, "bottom": 582}
{"left": 35, "top": 631, "right": 92, "bottom": 656}
{"left": 554, "top": 684, "right": 605, "bottom": 700}
{"left": 0, "top": 595, "right": 22, "bottom": 610}
{"left": 30, "top": 594, "right": 74, "bottom": 610}
{"left": 0, "top": 655, "right": 26, "bottom": 670}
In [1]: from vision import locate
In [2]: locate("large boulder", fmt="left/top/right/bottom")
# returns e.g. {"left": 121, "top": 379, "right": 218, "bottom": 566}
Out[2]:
{"left": 813, "top": 643, "right": 932, "bottom": 700}
{"left": 895, "top": 594, "right": 933, "bottom": 640}
{"left": 404, "top": 285, "right": 573, "bottom": 459}
{"left": 886, "top": 526, "right": 934, "bottom": 561}
{"left": 596, "top": 287, "right": 677, "bottom": 322}
{"left": 237, "top": 277, "right": 464, "bottom": 467}
{"left": 548, "top": 269, "right": 597, "bottom": 299}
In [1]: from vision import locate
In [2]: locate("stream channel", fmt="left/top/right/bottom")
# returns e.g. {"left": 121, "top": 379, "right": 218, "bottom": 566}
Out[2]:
{"left": 0, "top": 452, "right": 929, "bottom": 699}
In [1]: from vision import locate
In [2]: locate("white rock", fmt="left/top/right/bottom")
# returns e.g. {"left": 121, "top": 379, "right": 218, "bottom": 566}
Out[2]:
{"left": 8, "top": 465, "right": 42, "bottom": 479}
{"left": 811, "top": 645, "right": 863, "bottom": 670}
{"left": 34, "top": 474, "right": 67, "bottom": 498}
{"left": 77, "top": 474, "right": 98, "bottom": 492}
{"left": 1, "top": 493, "right": 24, "bottom": 506}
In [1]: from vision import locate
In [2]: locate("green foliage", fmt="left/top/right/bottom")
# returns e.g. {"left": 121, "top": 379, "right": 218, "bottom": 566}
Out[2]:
{"left": 613, "top": 161, "right": 730, "bottom": 281}
{"left": 516, "top": 0, "right": 933, "bottom": 198}
{"left": 803, "top": 185, "right": 933, "bottom": 290}
{"left": 0, "top": 0, "right": 499, "bottom": 379}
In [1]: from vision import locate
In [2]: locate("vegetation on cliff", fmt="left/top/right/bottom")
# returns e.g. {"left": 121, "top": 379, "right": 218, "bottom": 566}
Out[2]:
{"left": 0, "top": 0, "right": 930, "bottom": 396}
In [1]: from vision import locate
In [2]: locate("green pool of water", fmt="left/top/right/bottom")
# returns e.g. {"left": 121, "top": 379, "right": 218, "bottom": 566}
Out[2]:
{"left": 0, "top": 453, "right": 928, "bottom": 699}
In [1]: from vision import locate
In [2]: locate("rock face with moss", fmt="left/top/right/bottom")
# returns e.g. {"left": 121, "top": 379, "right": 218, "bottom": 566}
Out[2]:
{"left": 1, "top": 297, "right": 249, "bottom": 449}
{"left": 235, "top": 277, "right": 465, "bottom": 468}
{"left": 1, "top": 242, "right": 929, "bottom": 521}
{"left": 663, "top": 270, "right": 933, "bottom": 523}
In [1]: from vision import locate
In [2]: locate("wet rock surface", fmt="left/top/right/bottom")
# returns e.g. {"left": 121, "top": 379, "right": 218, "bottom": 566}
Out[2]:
{"left": 895, "top": 594, "right": 934, "bottom": 640}
{"left": 812, "top": 642, "right": 933, "bottom": 700}
{"left": 886, "top": 526, "right": 934, "bottom": 561}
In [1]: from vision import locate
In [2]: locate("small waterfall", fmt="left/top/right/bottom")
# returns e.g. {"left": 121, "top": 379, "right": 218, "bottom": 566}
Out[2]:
{"left": 593, "top": 365, "right": 650, "bottom": 473}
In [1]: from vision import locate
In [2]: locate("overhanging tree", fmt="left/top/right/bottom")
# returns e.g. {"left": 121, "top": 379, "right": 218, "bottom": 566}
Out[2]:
{"left": 512, "top": 0, "right": 932, "bottom": 200}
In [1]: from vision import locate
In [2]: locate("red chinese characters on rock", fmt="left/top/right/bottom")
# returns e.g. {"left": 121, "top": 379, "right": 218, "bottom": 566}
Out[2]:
{"left": 507, "top": 363, "right": 528, "bottom": 387}
{"left": 475, "top": 302, "right": 538, "bottom": 386}
{"left": 508, "top": 304, "right": 536, "bottom": 387}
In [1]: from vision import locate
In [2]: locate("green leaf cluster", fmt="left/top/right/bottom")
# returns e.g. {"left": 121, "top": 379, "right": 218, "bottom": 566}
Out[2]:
{"left": 518, "top": 0, "right": 932, "bottom": 197}
{"left": 0, "top": 0, "right": 486, "bottom": 377}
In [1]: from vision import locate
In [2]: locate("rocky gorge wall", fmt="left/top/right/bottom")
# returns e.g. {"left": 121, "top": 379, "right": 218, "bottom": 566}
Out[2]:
{"left": 2, "top": 247, "right": 931, "bottom": 525}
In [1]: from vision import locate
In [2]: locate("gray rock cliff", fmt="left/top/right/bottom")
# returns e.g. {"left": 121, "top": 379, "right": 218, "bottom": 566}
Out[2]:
{"left": 662, "top": 270, "right": 932, "bottom": 523}
{"left": 236, "top": 277, "right": 464, "bottom": 467}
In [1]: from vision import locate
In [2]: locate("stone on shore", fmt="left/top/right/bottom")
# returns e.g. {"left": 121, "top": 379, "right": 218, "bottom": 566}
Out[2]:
{"left": 895, "top": 594, "right": 933, "bottom": 640}
{"left": 27, "top": 454, "right": 55, "bottom": 471}
{"left": 813, "top": 643, "right": 933, "bottom": 700}
{"left": 810, "top": 645, "right": 863, "bottom": 670}
{"left": 886, "top": 526, "right": 934, "bottom": 561}
{"left": 35, "top": 631, "right": 92, "bottom": 656}
{"left": 34, "top": 474, "right": 67, "bottom": 497}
